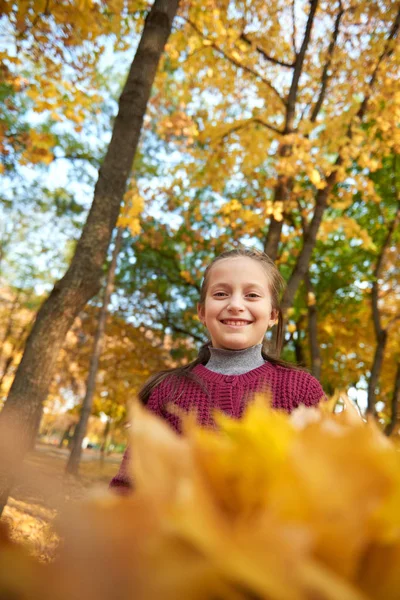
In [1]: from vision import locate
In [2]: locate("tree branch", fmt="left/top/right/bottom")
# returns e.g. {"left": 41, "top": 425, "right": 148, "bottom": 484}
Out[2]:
{"left": 184, "top": 17, "right": 286, "bottom": 106}
{"left": 310, "top": 0, "right": 344, "bottom": 123}
{"left": 358, "top": 8, "right": 400, "bottom": 121}
{"left": 239, "top": 32, "right": 295, "bottom": 68}
{"left": 285, "top": 0, "right": 319, "bottom": 132}
{"left": 214, "top": 117, "right": 283, "bottom": 144}
{"left": 163, "top": 307, "right": 205, "bottom": 344}
{"left": 281, "top": 166, "right": 338, "bottom": 314}
{"left": 168, "top": 323, "right": 205, "bottom": 344}
{"left": 291, "top": 0, "right": 297, "bottom": 54}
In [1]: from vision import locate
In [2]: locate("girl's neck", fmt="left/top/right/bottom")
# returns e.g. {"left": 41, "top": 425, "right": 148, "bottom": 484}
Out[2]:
{"left": 206, "top": 344, "right": 265, "bottom": 375}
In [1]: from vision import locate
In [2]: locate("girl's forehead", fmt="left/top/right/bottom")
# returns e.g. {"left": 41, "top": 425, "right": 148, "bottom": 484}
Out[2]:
{"left": 207, "top": 257, "right": 270, "bottom": 285}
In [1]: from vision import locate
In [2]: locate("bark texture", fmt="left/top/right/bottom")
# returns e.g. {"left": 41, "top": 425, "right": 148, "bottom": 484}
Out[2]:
{"left": 0, "top": 0, "right": 180, "bottom": 515}
{"left": 66, "top": 228, "right": 123, "bottom": 475}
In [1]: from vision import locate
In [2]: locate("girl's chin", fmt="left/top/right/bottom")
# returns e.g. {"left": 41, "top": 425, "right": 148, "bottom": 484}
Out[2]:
{"left": 217, "top": 339, "right": 257, "bottom": 350}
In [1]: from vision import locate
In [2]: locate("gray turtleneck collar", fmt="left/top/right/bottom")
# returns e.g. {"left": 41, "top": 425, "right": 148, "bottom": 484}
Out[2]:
{"left": 205, "top": 344, "right": 265, "bottom": 375}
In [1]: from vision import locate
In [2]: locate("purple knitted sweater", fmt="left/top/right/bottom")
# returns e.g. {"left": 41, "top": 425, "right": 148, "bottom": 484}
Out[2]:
{"left": 110, "top": 362, "right": 325, "bottom": 491}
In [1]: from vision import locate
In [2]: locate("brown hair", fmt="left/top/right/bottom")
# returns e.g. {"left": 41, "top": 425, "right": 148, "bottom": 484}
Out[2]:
{"left": 139, "top": 247, "right": 289, "bottom": 405}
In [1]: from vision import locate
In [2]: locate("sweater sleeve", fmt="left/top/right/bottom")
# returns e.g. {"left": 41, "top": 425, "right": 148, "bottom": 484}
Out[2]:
{"left": 109, "top": 385, "right": 162, "bottom": 493}
{"left": 109, "top": 445, "right": 132, "bottom": 493}
{"left": 299, "top": 371, "right": 326, "bottom": 408}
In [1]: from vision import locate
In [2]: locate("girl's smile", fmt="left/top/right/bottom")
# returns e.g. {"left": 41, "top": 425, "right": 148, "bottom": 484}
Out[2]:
{"left": 197, "top": 257, "right": 277, "bottom": 350}
{"left": 220, "top": 319, "right": 253, "bottom": 327}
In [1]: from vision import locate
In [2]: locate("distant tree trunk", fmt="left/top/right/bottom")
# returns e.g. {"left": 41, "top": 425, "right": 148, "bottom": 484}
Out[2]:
{"left": 366, "top": 203, "right": 399, "bottom": 415}
{"left": 280, "top": 171, "right": 337, "bottom": 317}
{"left": 263, "top": 176, "right": 293, "bottom": 262}
{"left": 367, "top": 330, "right": 388, "bottom": 416}
{"left": 0, "top": 355, "right": 14, "bottom": 393}
{"left": 305, "top": 273, "right": 321, "bottom": 379}
{"left": 66, "top": 228, "right": 122, "bottom": 475}
{"left": 59, "top": 423, "right": 75, "bottom": 449}
{"left": 384, "top": 364, "right": 400, "bottom": 437}
{"left": 0, "top": 0, "right": 180, "bottom": 515}
{"left": 0, "top": 320, "right": 33, "bottom": 393}
{"left": 293, "top": 335, "right": 306, "bottom": 367}
{"left": 100, "top": 417, "right": 111, "bottom": 464}
{"left": 0, "top": 290, "right": 21, "bottom": 367}
{"left": 30, "top": 404, "right": 43, "bottom": 450}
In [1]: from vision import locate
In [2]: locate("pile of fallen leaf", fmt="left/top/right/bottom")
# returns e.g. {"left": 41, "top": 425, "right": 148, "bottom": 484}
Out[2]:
{"left": 2, "top": 395, "right": 400, "bottom": 600}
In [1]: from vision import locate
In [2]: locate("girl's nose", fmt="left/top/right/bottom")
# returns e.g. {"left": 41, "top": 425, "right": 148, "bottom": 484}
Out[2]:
{"left": 227, "top": 295, "right": 245, "bottom": 312}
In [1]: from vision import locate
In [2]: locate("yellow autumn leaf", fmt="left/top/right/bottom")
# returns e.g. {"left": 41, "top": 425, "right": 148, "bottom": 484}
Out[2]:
{"left": 309, "top": 168, "right": 324, "bottom": 188}
{"left": 307, "top": 292, "right": 316, "bottom": 306}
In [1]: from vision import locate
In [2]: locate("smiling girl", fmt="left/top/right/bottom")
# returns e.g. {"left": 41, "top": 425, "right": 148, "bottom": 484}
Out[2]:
{"left": 110, "top": 248, "right": 326, "bottom": 491}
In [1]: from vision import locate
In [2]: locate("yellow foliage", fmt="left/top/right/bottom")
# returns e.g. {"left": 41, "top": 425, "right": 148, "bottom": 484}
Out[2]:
{"left": 319, "top": 216, "right": 376, "bottom": 250}
{"left": 265, "top": 200, "right": 284, "bottom": 221}
{"left": 20, "top": 131, "right": 55, "bottom": 165}
{"left": 118, "top": 186, "right": 145, "bottom": 236}
{"left": 307, "top": 292, "right": 316, "bottom": 307}
{"left": 180, "top": 270, "right": 194, "bottom": 284}
{"left": 5, "top": 395, "right": 400, "bottom": 599}
{"left": 308, "top": 168, "right": 326, "bottom": 190}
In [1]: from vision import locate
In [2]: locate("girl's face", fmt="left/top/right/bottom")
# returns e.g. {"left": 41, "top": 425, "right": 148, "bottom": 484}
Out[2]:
{"left": 197, "top": 257, "right": 277, "bottom": 350}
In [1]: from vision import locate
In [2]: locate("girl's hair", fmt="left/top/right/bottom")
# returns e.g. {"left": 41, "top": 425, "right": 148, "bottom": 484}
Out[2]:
{"left": 139, "top": 247, "right": 288, "bottom": 405}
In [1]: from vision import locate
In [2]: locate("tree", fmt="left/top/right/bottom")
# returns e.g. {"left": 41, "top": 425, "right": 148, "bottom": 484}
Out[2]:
{"left": 0, "top": 0, "right": 181, "bottom": 516}
{"left": 66, "top": 228, "right": 123, "bottom": 475}
{"left": 146, "top": 0, "right": 399, "bottom": 317}
{"left": 367, "top": 198, "right": 400, "bottom": 414}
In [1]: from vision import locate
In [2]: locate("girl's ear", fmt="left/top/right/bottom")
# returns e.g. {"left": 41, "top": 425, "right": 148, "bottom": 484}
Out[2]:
{"left": 197, "top": 303, "right": 206, "bottom": 325}
{"left": 268, "top": 308, "right": 279, "bottom": 328}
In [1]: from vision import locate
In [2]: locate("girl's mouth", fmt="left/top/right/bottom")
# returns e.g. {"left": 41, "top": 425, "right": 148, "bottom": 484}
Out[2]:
{"left": 220, "top": 319, "right": 252, "bottom": 327}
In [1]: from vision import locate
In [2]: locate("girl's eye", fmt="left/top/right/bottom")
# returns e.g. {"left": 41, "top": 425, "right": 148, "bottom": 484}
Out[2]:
{"left": 213, "top": 292, "right": 227, "bottom": 297}
{"left": 246, "top": 293, "right": 261, "bottom": 298}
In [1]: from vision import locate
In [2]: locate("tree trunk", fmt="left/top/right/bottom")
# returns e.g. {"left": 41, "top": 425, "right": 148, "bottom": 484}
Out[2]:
{"left": 366, "top": 202, "right": 399, "bottom": 416}
{"left": 281, "top": 171, "right": 337, "bottom": 317}
{"left": 264, "top": 0, "right": 319, "bottom": 260}
{"left": 384, "top": 364, "right": 400, "bottom": 437}
{"left": 367, "top": 330, "right": 388, "bottom": 416}
{"left": 59, "top": 423, "right": 75, "bottom": 449}
{"left": 305, "top": 273, "right": 321, "bottom": 379}
{"left": 263, "top": 177, "right": 291, "bottom": 261}
{"left": 66, "top": 228, "right": 122, "bottom": 475}
{"left": 30, "top": 403, "right": 43, "bottom": 450}
{"left": 100, "top": 417, "right": 111, "bottom": 465}
{"left": 0, "top": 0, "right": 180, "bottom": 515}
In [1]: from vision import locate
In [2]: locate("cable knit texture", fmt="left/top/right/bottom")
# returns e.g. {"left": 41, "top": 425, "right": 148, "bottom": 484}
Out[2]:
{"left": 110, "top": 362, "right": 325, "bottom": 492}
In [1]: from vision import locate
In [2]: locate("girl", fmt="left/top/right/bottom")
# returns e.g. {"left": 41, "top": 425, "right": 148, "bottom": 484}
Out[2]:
{"left": 110, "top": 248, "right": 325, "bottom": 491}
